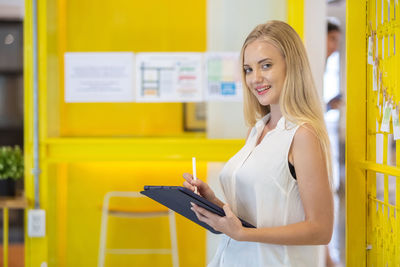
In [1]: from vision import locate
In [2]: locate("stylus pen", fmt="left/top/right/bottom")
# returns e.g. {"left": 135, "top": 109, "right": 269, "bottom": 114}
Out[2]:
{"left": 192, "top": 157, "right": 199, "bottom": 194}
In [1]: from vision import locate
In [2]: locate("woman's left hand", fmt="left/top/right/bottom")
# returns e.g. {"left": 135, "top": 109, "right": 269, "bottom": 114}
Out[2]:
{"left": 190, "top": 203, "right": 244, "bottom": 241}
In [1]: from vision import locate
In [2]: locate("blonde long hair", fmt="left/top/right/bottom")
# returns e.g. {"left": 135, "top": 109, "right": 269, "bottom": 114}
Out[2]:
{"left": 240, "top": 20, "right": 332, "bottom": 181}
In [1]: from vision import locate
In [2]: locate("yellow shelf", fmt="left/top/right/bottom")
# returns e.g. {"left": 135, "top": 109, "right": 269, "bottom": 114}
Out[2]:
{"left": 42, "top": 137, "right": 245, "bottom": 162}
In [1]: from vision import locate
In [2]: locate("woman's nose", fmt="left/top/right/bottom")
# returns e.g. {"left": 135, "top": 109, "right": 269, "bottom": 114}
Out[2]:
{"left": 252, "top": 69, "right": 263, "bottom": 84}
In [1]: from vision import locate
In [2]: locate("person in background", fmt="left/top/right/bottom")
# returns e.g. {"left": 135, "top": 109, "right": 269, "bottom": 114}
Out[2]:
{"left": 183, "top": 20, "right": 333, "bottom": 267}
{"left": 327, "top": 21, "right": 340, "bottom": 58}
{"left": 326, "top": 21, "right": 342, "bottom": 111}
{"left": 325, "top": 19, "right": 344, "bottom": 267}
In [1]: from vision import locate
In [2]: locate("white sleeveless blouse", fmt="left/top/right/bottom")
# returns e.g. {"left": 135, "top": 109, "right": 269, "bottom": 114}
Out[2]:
{"left": 208, "top": 114, "right": 325, "bottom": 267}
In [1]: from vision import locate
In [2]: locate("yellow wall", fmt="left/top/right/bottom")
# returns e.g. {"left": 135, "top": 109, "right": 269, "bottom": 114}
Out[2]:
{"left": 59, "top": 0, "right": 206, "bottom": 137}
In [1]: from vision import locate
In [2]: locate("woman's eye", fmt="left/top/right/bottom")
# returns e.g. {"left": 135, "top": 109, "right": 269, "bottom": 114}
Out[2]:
{"left": 262, "top": 63, "right": 272, "bottom": 69}
{"left": 244, "top": 68, "right": 252, "bottom": 74}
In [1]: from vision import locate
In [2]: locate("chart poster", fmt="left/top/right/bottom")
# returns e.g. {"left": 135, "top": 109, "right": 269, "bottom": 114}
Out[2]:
{"left": 205, "top": 52, "right": 242, "bottom": 101}
{"left": 64, "top": 52, "right": 134, "bottom": 103}
{"left": 135, "top": 53, "right": 203, "bottom": 102}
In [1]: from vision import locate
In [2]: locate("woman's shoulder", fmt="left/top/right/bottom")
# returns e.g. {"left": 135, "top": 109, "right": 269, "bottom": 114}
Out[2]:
{"left": 292, "top": 123, "right": 320, "bottom": 151}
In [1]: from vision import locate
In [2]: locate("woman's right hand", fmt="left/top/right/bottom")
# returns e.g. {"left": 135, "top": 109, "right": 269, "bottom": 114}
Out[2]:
{"left": 182, "top": 173, "right": 216, "bottom": 203}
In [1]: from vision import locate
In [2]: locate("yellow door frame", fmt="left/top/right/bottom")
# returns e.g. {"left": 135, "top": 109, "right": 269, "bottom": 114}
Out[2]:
{"left": 346, "top": 0, "right": 367, "bottom": 265}
{"left": 287, "top": 0, "right": 304, "bottom": 40}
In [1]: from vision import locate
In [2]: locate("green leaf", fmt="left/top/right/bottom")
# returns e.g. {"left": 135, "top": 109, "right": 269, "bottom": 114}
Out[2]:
{"left": 0, "top": 146, "right": 24, "bottom": 180}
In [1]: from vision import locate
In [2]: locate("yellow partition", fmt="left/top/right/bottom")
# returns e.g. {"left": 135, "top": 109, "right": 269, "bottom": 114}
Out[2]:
{"left": 347, "top": 0, "right": 400, "bottom": 266}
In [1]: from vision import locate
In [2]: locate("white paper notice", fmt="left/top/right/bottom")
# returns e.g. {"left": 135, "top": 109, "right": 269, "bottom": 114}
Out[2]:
{"left": 380, "top": 100, "right": 392, "bottom": 132}
{"left": 64, "top": 52, "right": 134, "bottom": 103}
{"left": 392, "top": 108, "right": 400, "bottom": 140}
{"left": 205, "top": 52, "right": 242, "bottom": 101}
{"left": 373, "top": 63, "right": 378, "bottom": 91}
{"left": 135, "top": 53, "right": 203, "bottom": 102}
{"left": 368, "top": 36, "right": 374, "bottom": 65}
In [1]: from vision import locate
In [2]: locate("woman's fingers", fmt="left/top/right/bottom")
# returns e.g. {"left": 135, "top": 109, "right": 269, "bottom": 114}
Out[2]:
{"left": 183, "top": 180, "right": 195, "bottom": 191}
{"left": 192, "top": 209, "right": 206, "bottom": 221}
{"left": 190, "top": 203, "right": 219, "bottom": 230}
{"left": 183, "top": 172, "right": 202, "bottom": 187}
{"left": 191, "top": 203, "right": 217, "bottom": 219}
{"left": 182, "top": 172, "right": 193, "bottom": 182}
{"left": 191, "top": 205, "right": 208, "bottom": 224}
{"left": 182, "top": 173, "right": 198, "bottom": 191}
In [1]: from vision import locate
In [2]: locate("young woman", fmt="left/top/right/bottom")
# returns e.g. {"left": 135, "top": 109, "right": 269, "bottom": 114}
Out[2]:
{"left": 183, "top": 20, "right": 333, "bottom": 266}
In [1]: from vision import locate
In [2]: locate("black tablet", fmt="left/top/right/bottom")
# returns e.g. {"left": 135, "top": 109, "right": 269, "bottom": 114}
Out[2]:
{"left": 140, "top": 185, "right": 255, "bottom": 234}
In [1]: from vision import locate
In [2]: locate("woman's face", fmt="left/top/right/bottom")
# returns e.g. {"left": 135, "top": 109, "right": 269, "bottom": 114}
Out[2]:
{"left": 243, "top": 39, "right": 286, "bottom": 106}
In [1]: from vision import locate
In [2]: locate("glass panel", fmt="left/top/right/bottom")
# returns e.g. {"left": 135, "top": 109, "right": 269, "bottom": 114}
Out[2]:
{"left": 388, "top": 175, "right": 396, "bottom": 205}
{"left": 376, "top": 172, "right": 385, "bottom": 201}
{"left": 376, "top": 133, "right": 384, "bottom": 164}
{"left": 387, "top": 133, "right": 396, "bottom": 166}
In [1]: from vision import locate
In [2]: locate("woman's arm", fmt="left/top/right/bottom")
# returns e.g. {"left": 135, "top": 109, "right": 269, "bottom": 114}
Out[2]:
{"left": 191, "top": 125, "right": 334, "bottom": 245}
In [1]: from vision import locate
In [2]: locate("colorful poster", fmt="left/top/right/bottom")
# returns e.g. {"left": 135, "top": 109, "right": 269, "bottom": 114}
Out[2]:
{"left": 135, "top": 53, "right": 203, "bottom": 102}
{"left": 205, "top": 52, "right": 242, "bottom": 101}
{"left": 64, "top": 52, "right": 134, "bottom": 103}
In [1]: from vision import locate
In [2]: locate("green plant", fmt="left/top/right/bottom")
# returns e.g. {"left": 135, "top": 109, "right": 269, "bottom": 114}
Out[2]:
{"left": 0, "top": 146, "right": 24, "bottom": 180}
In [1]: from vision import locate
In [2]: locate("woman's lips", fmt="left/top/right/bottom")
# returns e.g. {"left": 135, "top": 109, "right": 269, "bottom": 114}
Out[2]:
{"left": 255, "top": 85, "right": 271, "bottom": 95}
